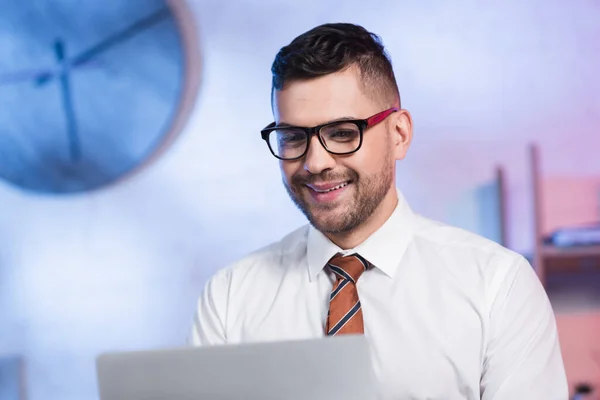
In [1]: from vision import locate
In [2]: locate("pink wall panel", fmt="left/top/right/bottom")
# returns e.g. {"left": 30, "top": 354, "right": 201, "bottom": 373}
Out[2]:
{"left": 542, "top": 177, "right": 600, "bottom": 235}
{"left": 556, "top": 312, "right": 600, "bottom": 399}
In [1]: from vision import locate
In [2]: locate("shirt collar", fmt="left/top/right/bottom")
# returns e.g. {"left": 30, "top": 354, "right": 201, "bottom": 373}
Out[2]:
{"left": 306, "top": 189, "right": 416, "bottom": 281}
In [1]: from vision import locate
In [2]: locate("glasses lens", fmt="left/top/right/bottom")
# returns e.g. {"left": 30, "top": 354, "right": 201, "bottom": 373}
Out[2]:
{"left": 320, "top": 122, "right": 361, "bottom": 154}
{"left": 268, "top": 128, "right": 308, "bottom": 159}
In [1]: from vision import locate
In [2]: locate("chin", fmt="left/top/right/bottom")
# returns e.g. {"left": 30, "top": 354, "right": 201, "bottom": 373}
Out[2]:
{"left": 308, "top": 210, "right": 352, "bottom": 234}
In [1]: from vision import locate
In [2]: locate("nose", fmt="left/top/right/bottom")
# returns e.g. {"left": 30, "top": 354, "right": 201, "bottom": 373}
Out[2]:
{"left": 303, "top": 135, "right": 336, "bottom": 174}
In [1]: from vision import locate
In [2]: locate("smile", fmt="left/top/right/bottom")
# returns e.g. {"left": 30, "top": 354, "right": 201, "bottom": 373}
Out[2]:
{"left": 311, "top": 182, "right": 349, "bottom": 193}
{"left": 305, "top": 181, "right": 352, "bottom": 202}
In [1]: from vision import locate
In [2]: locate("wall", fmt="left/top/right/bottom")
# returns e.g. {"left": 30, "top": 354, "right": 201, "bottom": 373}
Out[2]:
{"left": 1, "top": 0, "right": 600, "bottom": 398}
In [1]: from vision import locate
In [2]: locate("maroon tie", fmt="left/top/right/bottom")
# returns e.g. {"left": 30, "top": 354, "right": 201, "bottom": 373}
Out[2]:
{"left": 325, "top": 253, "right": 369, "bottom": 336}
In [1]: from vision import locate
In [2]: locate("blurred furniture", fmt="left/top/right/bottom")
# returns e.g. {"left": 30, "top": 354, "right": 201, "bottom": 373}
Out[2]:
{"left": 0, "top": 356, "right": 25, "bottom": 400}
{"left": 446, "top": 166, "right": 507, "bottom": 246}
{"left": 530, "top": 143, "right": 600, "bottom": 287}
{"left": 573, "top": 383, "right": 595, "bottom": 400}
{"left": 529, "top": 143, "right": 600, "bottom": 399}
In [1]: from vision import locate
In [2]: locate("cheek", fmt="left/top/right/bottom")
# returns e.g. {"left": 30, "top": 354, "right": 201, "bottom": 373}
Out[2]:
{"left": 350, "top": 138, "right": 390, "bottom": 174}
{"left": 370, "top": 132, "right": 395, "bottom": 163}
{"left": 280, "top": 161, "right": 301, "bottom": 182}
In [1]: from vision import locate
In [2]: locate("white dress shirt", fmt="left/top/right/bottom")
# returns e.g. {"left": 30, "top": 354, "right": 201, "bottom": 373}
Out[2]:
{"left": 191, "top": 189, "right": 568, "bottom": 400}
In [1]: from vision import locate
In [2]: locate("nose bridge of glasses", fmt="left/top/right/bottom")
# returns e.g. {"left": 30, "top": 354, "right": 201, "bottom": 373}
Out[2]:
{"left": 304, "top": 133, "right": 336, "bottom": 172}
{"left": 304, "top": 125, "right": 327, "bottom": 150}
{"left": 307, "top": 129, "right": 327, "bottom": 152}
{"left": 311, "top": 124, "right": 336, "bottom": 152}
{"left": 306, "top": 125, "right": 321, "bottom": 138}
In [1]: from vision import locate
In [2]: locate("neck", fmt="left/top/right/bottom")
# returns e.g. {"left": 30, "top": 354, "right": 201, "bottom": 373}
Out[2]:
{"left": 325, "top": 188, "right": 398, "bottom": 249}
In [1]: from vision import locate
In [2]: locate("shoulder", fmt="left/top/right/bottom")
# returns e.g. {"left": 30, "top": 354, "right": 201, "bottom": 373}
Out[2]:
{"left": 412, "top": 213, "right": 523, "bottom": 264}
{"left": 410, "top": 214, "right": 532, "bottom": 293}
{"left": 407, "top": 214, "right": 542, "bottom": 314}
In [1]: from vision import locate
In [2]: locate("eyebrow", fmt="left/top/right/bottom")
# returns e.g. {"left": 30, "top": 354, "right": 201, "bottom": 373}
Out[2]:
{"left": 276, "top": 116, "right": 357, "bottom": 128}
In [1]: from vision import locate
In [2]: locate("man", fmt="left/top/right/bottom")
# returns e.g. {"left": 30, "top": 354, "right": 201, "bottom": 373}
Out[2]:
{"left": 191, "top": 23, "right": 568, "bottom": 399}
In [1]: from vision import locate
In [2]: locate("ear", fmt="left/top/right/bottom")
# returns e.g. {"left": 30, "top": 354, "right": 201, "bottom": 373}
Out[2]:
{"left": 391, "top": 109, "right": 413, "bottom": 161}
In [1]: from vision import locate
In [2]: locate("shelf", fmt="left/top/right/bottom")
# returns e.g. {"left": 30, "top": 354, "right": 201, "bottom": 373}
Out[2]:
{"left": 529, "top": 144, "right": 600, "bottom": 286}
{"left": 541, "top": 245, "right": 600, "bottom": 258}
{"left": 540, "top": 244, "right": 600, "bottom": 274}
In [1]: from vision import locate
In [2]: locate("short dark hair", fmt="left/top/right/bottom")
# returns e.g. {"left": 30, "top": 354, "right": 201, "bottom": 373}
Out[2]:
{"left": 271, "top": 23, "right": 400, "bottom": 108}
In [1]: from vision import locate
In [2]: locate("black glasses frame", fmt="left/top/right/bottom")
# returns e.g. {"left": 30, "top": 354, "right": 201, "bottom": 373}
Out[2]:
{"left": 260, "top": 107, "right": 399, "bottom": 161}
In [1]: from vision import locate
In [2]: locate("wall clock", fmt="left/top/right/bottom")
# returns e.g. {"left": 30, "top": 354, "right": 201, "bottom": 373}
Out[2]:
{"left": 0, "top": 0, "right": 201, "bottom": 194}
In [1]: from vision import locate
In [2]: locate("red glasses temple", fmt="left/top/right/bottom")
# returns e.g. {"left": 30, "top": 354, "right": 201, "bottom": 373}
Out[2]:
{"left": 366, "top": 107, "right": 399, "bottom": 127}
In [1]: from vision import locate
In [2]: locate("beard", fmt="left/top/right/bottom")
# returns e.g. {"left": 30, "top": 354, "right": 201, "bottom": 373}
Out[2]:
{"left": 283, "top": 153, "right": 394, "bottom": 235}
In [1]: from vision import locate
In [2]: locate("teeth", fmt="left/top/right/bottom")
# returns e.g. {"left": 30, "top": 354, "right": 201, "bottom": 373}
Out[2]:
{"left": 318, "top": 182, "right": 348, "bottom": 193}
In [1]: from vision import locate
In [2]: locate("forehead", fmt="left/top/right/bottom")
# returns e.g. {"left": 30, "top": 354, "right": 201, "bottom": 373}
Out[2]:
{"left": 273, "top": 66, "right": 378, "bottom": 126}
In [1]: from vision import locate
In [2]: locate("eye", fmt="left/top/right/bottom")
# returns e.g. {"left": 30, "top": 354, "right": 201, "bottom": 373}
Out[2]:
{"left": 324, "top": 125, "right": 360, "bottom": 142}
{"left": 281, "top": 133, "right": 303, "bottom": 142}
{"left": 275, "top": 129, "right": 306, "bottom": 147}
{"left": 330, "top": 129, "right": 356, "bottom": 139}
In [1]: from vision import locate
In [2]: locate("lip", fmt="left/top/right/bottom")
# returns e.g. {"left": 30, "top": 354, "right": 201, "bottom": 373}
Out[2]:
{"left": 305, "top": 181, "right": 351, "bottom": 203}
{"left": 306, "top": 181, "right": 350, "bottom": 192}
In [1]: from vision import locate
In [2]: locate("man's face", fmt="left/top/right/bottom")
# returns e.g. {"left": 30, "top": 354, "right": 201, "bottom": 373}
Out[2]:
{"left": 273, "top": 66, "right": 402, "bottom": 234}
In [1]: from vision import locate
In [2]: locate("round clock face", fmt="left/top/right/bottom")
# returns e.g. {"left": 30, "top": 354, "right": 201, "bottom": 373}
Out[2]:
{"left": 0, "top": 0, "right": 200, "bottom": 194}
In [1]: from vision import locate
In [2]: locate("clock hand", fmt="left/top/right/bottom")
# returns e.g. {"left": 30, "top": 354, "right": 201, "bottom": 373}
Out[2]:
{"left": 35, "top": 59, "right": 101, "bottom": 86}
{"left": 0, "top": 60, "right": 101, "bottom": 86}
{"left": 71, "top": 7, "right": 170, "bottom": 67}
{"left": 0, "top": 68, "right": 57, "bottom": 85}
{"left": 0, "top": 7, "right": 168, "bottom": 88}
{"left": 55, "top": 39, "right": 81, "bottom": 162}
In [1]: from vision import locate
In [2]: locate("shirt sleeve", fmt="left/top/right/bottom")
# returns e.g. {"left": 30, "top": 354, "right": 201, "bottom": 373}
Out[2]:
{"left": 189, "top": 268, "right": 231, "bottom": 346}
{"left": 481, "top": 256, "right": 568, "bottom": 399}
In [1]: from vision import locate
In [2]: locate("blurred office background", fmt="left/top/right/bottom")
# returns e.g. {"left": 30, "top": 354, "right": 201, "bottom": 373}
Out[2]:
{"left": 0, "top": 0, "right": 599, "bottom": 399}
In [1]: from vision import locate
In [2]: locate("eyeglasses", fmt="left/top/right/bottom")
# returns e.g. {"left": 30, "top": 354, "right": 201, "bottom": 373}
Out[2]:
{"left": 260, "top": 107, "right": 399, "bottom": 160}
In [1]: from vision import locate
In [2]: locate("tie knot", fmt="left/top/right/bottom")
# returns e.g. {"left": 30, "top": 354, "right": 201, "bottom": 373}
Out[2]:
{"left": 327, "top": 253, "right": 370, "bottom": 283}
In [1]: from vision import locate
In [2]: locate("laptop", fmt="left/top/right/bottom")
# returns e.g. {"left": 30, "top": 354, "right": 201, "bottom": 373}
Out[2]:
{"left": 96, "top": 335, "right": 377, "bottom": 400}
